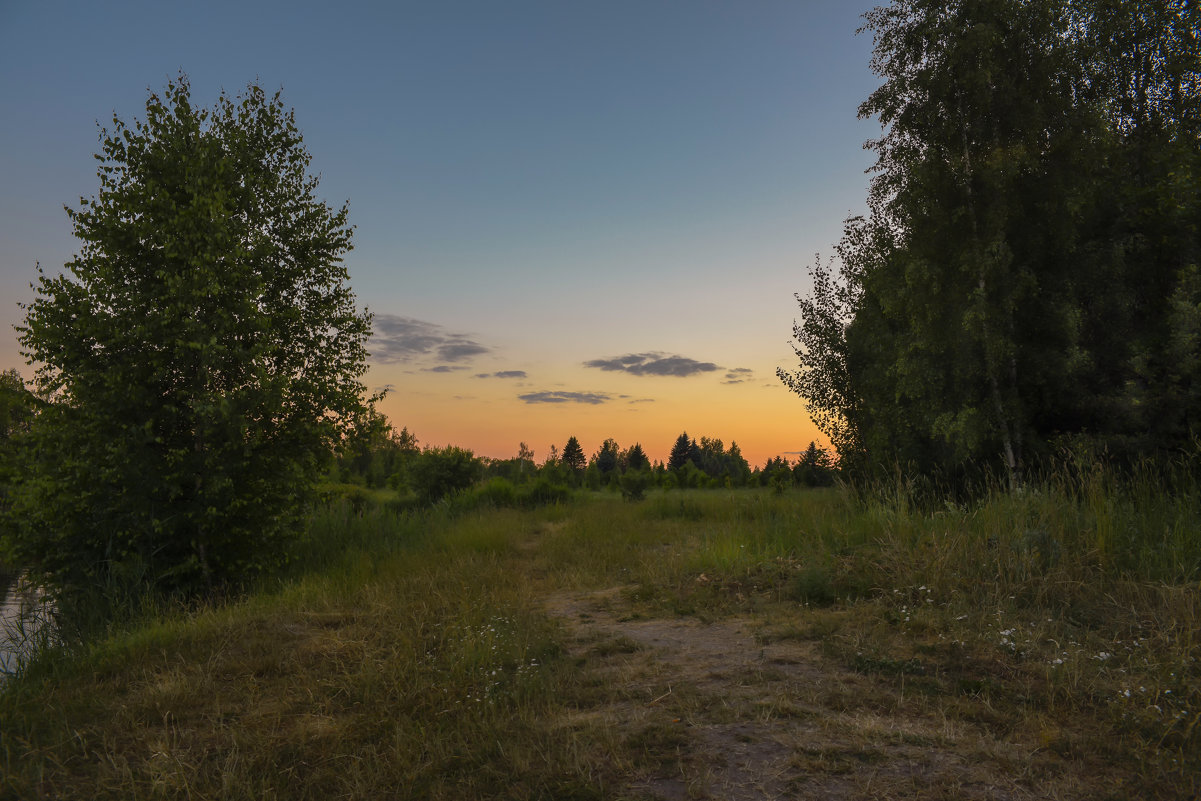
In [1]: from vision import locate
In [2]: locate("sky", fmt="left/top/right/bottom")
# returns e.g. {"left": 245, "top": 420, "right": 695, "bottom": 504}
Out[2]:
{"left": 0, "top": 1, "right": 880, "bottom": 467}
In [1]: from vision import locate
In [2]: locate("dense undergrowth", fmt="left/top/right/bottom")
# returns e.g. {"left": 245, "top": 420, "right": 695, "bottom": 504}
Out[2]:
{"left": 1, "top": 469, "right": 1198, "bottom": 799}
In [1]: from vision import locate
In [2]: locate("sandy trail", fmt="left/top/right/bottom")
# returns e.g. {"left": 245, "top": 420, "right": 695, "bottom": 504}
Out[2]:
{"left": 545, "top": 587, "right": 1086, "bottom": 801}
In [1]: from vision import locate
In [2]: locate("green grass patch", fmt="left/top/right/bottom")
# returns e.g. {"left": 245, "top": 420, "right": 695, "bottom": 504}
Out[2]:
{"left": 2, "top": 478, "right": 1199, "bottom": 799}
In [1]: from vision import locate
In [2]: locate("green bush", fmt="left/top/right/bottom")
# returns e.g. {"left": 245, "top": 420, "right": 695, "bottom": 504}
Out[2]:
{"left": 408, "top": 446, "right": 483, "bottom": 504}
{"left": 474, "top": 477, "right": 518, "bottom": 508}
{"left": 518, "top": 477, "right": 573, "bottom": 508}
{"left": 618, "top": 470, "right": 652, "bottom": 501}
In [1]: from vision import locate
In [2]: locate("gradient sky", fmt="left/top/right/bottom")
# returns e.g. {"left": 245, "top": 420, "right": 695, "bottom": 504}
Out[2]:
{"left": 0, "top": 1, "right": 880, "bottom": 467}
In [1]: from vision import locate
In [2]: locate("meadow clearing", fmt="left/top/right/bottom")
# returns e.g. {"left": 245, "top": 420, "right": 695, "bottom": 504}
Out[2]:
{"left": 1, "top": 479, "right": 1198, "bottom": 800}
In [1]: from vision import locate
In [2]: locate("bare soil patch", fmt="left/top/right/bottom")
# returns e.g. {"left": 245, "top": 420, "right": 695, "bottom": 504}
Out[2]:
{"left": 545, "top": 587, "right": 1125, "bottom": 801}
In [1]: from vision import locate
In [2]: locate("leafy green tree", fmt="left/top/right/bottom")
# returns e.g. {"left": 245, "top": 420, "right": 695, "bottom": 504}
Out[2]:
{"left": 759, "top": 456, "right": 793, "bottom": 490}
{"left": 593, "top": 438, "right": 620, "bottom": 479}
{"left": 0, "top": 370, "right": 37, "bottom": 442}
{"left": 408, "top": 446, "right": 483, "bottom": 504}
{"left": 725, "top": 441, "right": 752, "bottom": 486}
{"left": 517, "top": 442, "right": 536, "bottom": 479}
{"left": 11, "top": 76, "right": 371, "bottom": 602}
{"left": 618, "top": 469, "right": 652, "bottom": 501}
{"left": 0, "top": 370, "right": 40, "bottom": 551}
{"left": 777, "top": 254, "right": 863, "bottom": 467}
{"left": 783, "top": 0, "right": 1200, "bottom": 485}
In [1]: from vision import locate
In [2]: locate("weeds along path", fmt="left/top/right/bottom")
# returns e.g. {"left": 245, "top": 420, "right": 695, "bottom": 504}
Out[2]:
{"left": 3, "top": 493, "right": 1195, "bottom": 800}
{"left": 544, "top": 585, "right": 1118, "bottom": 801}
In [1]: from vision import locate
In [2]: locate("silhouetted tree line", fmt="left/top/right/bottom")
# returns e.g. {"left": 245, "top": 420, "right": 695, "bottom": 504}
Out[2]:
{"left": 781, "top": 1, "right": 1201, "bottom": 489}
{"left": 328, "top": 417, "right": 838, "bottom": 504}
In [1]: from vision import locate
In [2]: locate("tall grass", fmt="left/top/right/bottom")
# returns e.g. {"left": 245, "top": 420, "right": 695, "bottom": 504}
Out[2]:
{"left": 1, "top": 463, "right": 1198, "bottom": 799}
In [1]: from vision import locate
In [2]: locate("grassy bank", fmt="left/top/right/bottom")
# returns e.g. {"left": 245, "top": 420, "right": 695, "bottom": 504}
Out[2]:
{"left": 1, "top": 479, "right": 1198, "bottom": 799}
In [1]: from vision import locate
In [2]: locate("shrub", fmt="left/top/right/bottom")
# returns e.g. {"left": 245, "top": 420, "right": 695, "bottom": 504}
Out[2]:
{"left": 408, "top": 446, "right": 483, "bottom": 504}
{"left": 619, "top": 470, "right": 652, "bottom": 501}
{"left": 474, "top": 477, "right": 518, "bottom": 508}
{"left": 517, "top": 477, "right": 572, "bottom": 508}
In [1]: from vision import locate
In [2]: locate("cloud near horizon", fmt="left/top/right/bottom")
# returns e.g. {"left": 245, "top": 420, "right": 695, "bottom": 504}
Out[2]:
{"left": 723, "top": 367, "right": 754, "bottom": 384}
{"left": 369, "top": 314, "right": 490, "bottom": 365}
{"left": 474, "top": 370, "right": 528, "bottom": 379}
{"left": 518, "top": 391, "right": 611, "bottom": 405}
{"left": 584, "top": 352, "right": 720, "bottom": 378}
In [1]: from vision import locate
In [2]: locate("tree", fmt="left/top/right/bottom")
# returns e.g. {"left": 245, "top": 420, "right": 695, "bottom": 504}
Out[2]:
{"left": 668, "top": 432, "right": 694, "bottom": 472}
{"left": 593, "top": 438, "right": 620, "bottom": 478}
{"left": 622, "top": 442, "right": 650, "bottom": 472}
{"left": 725, "top": 441, "right": 752, "bottom": 486}
{"left": 0, "top": 370, "right": 40, "bottom": 546}
{"left": 782, "top": 0, "right": 1200, "bottom": 485}
{"left": 794, "top": 441, "right": 836, "bottom": 487}
{"left": 777, "top": 253, "right": 863, "bottom": 466}
{"left": 408, "top": 446, "right": 482, "bottom": 504}
{"left": 11, "top": 76, "right": 372, "bottom": 602}
{"left": 561, "top": 436, "right": 586, "bottom": 475}
{"left": 0, "top": 370, "right": 37, "bottom": 444}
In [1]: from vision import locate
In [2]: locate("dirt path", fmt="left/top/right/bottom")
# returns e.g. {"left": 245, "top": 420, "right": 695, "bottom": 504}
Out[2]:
{"left": 545, "top": 587, "right": 1097, "bottom": 801}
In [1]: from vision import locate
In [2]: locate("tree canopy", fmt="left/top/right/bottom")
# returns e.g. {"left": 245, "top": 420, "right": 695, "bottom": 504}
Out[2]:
{"left": 9, "top": 76, "right": 372, "bottom": 603}
{"left": 781, "top": 0, "right": 1201, "bottom": 486}
{"left": 561, "top": 436, "right": 586, "bottom": 475}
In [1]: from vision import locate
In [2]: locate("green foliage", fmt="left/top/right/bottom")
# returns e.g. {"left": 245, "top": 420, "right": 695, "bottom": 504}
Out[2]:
{"left": 782, "top": 0, "right": 1201, "bottom": 486}
{"left": 664, "top": 432, "right": 750, "bottom": 486}
{"left": 518, "top": 477, "right": 573, "bottom": 507}
{"left": 0, "top": 369, "right": 39, "bottom": 551}
{"left": 8, "top": 76, "right": 371, "bottom": 605}
{"left": 407, "top": 446, "right": 483, "bottom": 504}
{"left": 2, "top": 475, "right": 1199, "bottom": 797}
{"left": 592, "top": 438, "right": 620, "bottom": 478}
{"left": 561, "top": 436, "right": 586, "bottom": 477}
{"left": 793, "top": 442, "right": 837, "bottom": 487}
{"left": 472, "top": 477, "right": 518, "bottom": 508}
{"left": 667, "top": 432, "right": 694, "bottom": 473}
{"left": 618, "top": 469, "right": 652, "bottom": 501}
{"left": 335, "top": 406, "right": 418, "bottom": 489}
{"left": 622, "top": 442, "right": 650, "bottom": 472}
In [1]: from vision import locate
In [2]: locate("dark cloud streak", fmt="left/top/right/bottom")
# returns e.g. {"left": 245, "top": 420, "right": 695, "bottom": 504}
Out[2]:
{"left": 584, "top": 352, "right": 720, "bottom": 378}
{"left": 369, "top": 314, "right": 490, "bottom": 365}
{"left": 518, "top": 391, "right": 610, "bottom": 405}
{"left": 474, "top": 370, "right": 528, "bottom": 380}
{"left": 723, "top": 367, "right": 754, "bottom": 384}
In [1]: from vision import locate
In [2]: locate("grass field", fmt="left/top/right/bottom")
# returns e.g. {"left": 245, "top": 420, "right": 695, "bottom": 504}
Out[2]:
{"left": 1, "top": 480, "right": 1198, "bottom": 800}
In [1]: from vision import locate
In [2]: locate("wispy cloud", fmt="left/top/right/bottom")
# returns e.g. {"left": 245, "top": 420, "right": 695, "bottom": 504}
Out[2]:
{"left": 369, "top": 314, "right": 490, "bottom": 365}
{"left": 584, "top": 352, "right": 720, "bottom": 378}
{"left": 518, "top": 391, "right": 611, "bottom": 405}
{"left": 425, "top": 365, "right": 469, "bottom": 373}
{"left": 722, "top": 367, "right": 754, "bottom": 384}
{"left": 474, "top": 370, "right": 528, "bottom": 380}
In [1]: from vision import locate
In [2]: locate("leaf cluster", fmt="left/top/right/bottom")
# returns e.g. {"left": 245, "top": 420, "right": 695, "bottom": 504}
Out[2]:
{"left": 8, "top": 76, "right": 372, "bottom": 607}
